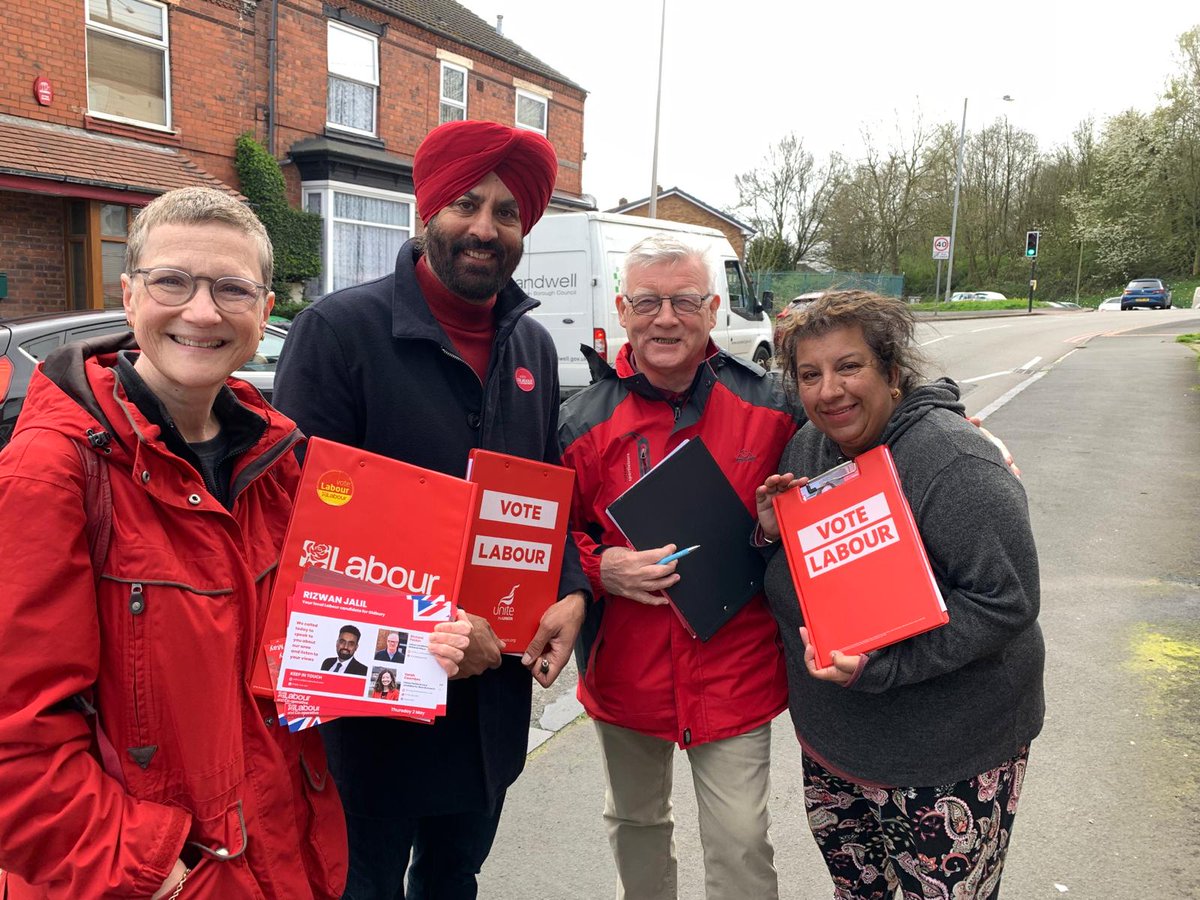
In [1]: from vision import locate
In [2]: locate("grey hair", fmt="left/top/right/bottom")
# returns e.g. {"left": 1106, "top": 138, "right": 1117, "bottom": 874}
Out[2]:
{"left": 126, "top": 186, "right": 274, "bottom": 285}
{"left": 620, "top": 233, "right": 716, "bottom": 295}
{"left": 776, "top": 290, "right": 929, "bottom": 395}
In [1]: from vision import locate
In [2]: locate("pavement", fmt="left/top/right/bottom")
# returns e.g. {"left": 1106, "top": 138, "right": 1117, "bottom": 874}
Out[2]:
{"left": 485, "top": 309, "right": 1200, "bottom": 899}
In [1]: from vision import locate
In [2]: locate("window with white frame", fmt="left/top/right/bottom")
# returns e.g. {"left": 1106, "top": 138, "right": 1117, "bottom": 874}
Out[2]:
{"left": 85, "top": 0, "right": 170, "bottom": 128}
{"left": 440, "top": 62, "right": 467, "bottom": 125}
{"left": 515, "top": 90, "right": 547, "bottom": 135}
{"left": 305, "top": 184, "right": 413, "bottom": 294}
{"left": 327, "top": 22, "right": 379, "bottom": 135}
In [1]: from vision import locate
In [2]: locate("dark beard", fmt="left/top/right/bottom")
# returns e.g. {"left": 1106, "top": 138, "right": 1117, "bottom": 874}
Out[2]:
{"left": 423, "top": 221, "right": 523, "bottom": 302}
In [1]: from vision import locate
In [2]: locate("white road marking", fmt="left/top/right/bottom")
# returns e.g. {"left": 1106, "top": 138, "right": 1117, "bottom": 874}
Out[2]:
{"left": 975, "top": 372, "right": 1048, "bottom": 421}
{"left": 919, "top": 335, "right": 951, "bottom": 346}
{"left": 970, "top": 324, "right": 1015, "bottom": 333}
{"left": 1017, "top": 356, "right": 1042, "bottom": 372}
{"left": 961, "top": 371, "right": 1012, "bottom": 384}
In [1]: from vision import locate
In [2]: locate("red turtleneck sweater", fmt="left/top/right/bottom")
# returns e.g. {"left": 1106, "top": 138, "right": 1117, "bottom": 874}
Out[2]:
{"left": 415, "top": 255, "right": 497, "bottom": 385}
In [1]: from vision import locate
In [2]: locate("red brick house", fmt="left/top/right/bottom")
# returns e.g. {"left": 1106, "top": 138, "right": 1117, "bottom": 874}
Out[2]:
{"left": 0, "top": 0, "right": 589, "bottom": 315}
{"left": 610, "top": 187, "right": 755, "bottom": 261}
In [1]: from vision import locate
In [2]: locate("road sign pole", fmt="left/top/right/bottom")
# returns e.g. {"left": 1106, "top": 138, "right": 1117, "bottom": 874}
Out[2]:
{"left": 935, "top": 260, "right": 942, "bottom": 300}
{"left": 1027, "top": 258, "right": 1037, "bottom": 313}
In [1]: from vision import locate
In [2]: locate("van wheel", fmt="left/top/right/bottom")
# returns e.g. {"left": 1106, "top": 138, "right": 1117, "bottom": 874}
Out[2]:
{"left": 753, "top": 345, "right": 773, "bottom": 371}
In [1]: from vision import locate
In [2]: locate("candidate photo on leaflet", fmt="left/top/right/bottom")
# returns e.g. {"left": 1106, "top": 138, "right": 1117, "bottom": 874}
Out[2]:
{"left": 370, "top": 669, "right": 401, "bottom": 701}
{"left": 0, "top": 186, "right": 472, "bottom": 900}
{"left": 754, "top": 290, "right": 1045, "bottom": 900}
{"left": 375, "top": 629, "right": 409, "bottom": 664}
{"left": 321, "top": 624, "right": 369, "bottom": 675}
{"left": 273, "top": 119, "right": 591, "bottom": 899}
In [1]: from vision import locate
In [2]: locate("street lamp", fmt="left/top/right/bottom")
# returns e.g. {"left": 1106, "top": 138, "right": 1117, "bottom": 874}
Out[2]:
{"left": 943, "top": 95, "right": 1014, "bottom": 303}
{"left": 943, "top": 98, "right": 968, "bottom": 303}
{"left": 648, "top": 0, "right": 667, "bottom": 218}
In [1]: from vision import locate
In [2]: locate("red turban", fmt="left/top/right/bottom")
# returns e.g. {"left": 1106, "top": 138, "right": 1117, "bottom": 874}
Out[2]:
{"left": 413, "top": 121, "right": 559, "bottom": 236}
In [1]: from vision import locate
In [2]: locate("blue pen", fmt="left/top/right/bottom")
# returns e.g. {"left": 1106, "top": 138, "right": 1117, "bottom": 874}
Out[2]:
{"left": 657, "top": 544, "right": 701, "bottom": 565}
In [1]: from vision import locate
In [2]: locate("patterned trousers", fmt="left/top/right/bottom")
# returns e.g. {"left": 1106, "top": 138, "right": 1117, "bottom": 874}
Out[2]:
{"left": 801, "top": 747, "right": 1029, "bottom": 900}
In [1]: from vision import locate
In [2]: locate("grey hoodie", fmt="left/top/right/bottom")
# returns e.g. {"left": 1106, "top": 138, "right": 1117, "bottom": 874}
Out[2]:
{"left": 764, "top": 379, "right": 1045, "bottom": 786}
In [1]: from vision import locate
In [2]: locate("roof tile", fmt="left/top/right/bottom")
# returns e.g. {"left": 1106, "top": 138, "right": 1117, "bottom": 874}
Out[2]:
{"left": 0, "top": 115, "right": 237, "bottom": 197}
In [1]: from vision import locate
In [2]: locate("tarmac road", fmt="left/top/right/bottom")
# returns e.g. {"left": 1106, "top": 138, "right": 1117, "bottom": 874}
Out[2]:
{"left": 484, "top": 310, "right": 1200, "bottom": 899}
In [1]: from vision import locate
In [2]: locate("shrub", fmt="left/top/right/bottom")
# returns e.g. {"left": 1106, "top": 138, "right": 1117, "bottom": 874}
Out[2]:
{"left": 234, "top": 133, "right": 322, "bottom": 302}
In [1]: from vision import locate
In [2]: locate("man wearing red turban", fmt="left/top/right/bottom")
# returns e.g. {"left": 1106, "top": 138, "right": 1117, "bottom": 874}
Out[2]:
{"left": 274, "top": 119, "right": 590, "bottom": 899}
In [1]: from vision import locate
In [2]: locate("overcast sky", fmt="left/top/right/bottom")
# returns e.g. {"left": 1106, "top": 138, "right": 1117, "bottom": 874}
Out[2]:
{"left": 459, "top": 0, "right": 1198, "bottom": 216}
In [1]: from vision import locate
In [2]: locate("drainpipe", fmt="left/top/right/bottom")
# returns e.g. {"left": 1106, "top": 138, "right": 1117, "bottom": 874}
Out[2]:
{"left": 267, "top": 0, "right": 279, "bottom": 155}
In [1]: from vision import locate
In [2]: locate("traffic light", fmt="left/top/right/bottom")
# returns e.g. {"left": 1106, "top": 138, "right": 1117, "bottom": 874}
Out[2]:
{"left": 1025, "top": 231, "right": 1040, "bottom": 258}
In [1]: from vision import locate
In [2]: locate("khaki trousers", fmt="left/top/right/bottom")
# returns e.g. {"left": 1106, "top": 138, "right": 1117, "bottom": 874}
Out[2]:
{"left": 593, "top": 719, "right": 778, "bottom": 900}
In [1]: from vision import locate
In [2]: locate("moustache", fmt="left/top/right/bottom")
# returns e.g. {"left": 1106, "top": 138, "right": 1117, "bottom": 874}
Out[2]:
{"left": 454, "top": 237, "right": 507, "bottom": 259}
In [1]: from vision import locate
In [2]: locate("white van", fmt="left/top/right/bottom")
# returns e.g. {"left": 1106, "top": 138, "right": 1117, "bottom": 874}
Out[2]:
{"left": 514, "top": 212, "right": 775, "bottom": 396}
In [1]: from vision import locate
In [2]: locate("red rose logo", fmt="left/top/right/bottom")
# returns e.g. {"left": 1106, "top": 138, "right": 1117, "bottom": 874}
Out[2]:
{"left": 301, "top": 541, "right": 333, "bottom": 568}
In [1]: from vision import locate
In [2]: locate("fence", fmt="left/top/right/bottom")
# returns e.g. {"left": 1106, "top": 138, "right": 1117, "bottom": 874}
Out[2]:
{"left": 752, "top": 270, "right": 905, "bottom": 300}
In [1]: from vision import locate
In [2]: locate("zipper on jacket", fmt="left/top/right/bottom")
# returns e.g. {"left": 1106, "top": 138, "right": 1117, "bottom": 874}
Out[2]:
{"left": 439, "top": 345, "right": 487, "bottom": 432}
{"left": 128, "top": 583, "right": 146, "bottom": 737}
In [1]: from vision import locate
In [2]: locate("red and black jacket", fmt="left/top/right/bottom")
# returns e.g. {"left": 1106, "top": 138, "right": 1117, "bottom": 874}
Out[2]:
{"left": 558, "top": 343, "right": 801, "bottom": 747}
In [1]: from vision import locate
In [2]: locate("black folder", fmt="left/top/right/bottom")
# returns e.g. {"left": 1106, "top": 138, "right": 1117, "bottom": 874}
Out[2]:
{"left": 605, "top": 437, "right": 764, "bottom": 641}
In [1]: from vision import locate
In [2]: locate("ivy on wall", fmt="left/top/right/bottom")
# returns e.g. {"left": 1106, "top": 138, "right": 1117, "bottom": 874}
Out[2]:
{"left": 234, "top": 133, "right": 321, "bottom": 314}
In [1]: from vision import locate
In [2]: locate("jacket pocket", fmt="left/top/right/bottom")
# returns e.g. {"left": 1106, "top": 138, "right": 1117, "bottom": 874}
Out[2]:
{"left": 177, "top": 846, "right": 268, "bottom": 900}
{"left": 98, "top": 574, "right": 239, "bottom": 804}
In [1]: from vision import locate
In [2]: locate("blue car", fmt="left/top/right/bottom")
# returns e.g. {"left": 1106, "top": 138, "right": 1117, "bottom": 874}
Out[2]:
{"left": 1121, "top": 279, "right": 1172, "bottom": 310}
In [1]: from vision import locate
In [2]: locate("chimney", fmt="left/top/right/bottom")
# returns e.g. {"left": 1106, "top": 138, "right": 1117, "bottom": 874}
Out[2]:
{"left": 496, "top": 15, "right": 503, "bottom": 34}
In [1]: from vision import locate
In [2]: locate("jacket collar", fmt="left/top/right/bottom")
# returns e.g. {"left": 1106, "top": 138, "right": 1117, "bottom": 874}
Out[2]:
{"left": 389, "top": 239, "right": 539, "bottom": 348}
{"left": 114, "top": 350, "right": 268, "bottom": 478}
{"left": 31, "top": 331, "right": 301, "bottom": 504}
{"left": 582, "top": 340, "right": 726, "bottom": 432}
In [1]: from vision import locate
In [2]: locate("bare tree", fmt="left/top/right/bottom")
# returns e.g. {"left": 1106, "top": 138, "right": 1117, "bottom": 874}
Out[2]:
{"left": 826, "top": 118, "right": 936, "bottom": 275}
{"left": 734, "top": 134, "right": 843, "bottom": 269}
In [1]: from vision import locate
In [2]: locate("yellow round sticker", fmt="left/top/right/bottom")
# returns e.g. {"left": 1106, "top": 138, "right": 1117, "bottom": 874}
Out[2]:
{"left": 316, "top": 470, "right": 354, "bottom": 507}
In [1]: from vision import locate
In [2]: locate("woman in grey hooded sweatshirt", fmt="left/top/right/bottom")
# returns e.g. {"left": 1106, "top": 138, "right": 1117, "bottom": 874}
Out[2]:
{"left": 755, "top": 290, "right": 1044, "bottom": 900}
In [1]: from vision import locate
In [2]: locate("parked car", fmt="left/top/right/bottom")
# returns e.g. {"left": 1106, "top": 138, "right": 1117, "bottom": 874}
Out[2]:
{"left": 0, "top": 309, "right": 288, "bottom": 448}
{"left": 1097, "top": 296, "right": 1124, "bottom": 311}
{"left": 950, "top": 291, "right": 1007, "bottom": 302}
{"left": 1121, "top": 278, "right": 1172, "bottom": 310}
{"left": 773, "top": 291, "right": 825, "bottom": 347}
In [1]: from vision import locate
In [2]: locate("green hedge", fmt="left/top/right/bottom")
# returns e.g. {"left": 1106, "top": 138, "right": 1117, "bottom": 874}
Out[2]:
{"left": 234, "top": 133, "right": 322, "bottom": 303}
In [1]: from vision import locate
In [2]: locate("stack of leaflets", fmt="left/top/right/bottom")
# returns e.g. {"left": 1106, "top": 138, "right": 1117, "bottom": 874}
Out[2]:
{"left": 272, "top": 568, "right": 456, "bottom": 731}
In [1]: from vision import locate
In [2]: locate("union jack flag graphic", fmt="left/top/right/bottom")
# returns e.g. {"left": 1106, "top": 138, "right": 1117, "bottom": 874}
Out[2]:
{"left": 412, "top": 594, "right": 452, "bottom": 621}
{"left": 280, "top": 714, "right": 324, "bottom": 732}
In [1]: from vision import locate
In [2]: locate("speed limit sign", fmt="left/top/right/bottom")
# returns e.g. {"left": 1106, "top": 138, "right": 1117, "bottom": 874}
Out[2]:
{"left": 932, "top": 236, "right": 950, "bottom": 260}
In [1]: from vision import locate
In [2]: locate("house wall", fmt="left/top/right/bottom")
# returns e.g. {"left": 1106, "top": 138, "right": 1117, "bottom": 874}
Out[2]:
{"left": 621, "top": 196, "right": 748, "bottom": 260}
{"left": 0, "top": 192, "right": 67, "bottom": 316}
{"left": 273, "top": 0, "right": 586, "bottom": 200}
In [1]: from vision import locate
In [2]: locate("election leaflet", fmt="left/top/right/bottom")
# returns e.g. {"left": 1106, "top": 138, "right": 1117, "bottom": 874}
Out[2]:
{"left": 773, "top": 444, "right": 948, "bottom": 668}
{"left": 459, "top": 450, "right": 575, "bottom": 654}
{"left": 255, "top": 436, "right": 477, "bottom": 702}
{"left": 274, "top": 568, "right": 454, "bottom": 730}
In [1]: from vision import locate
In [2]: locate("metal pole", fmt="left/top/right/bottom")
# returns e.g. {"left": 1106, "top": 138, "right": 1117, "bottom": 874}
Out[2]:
{"left": 1074, "top": 239, "right": 1084, "bottom": 302}
{"left": 935, "top": 259, "right": 942, "bottom": 300}
{"left": 1027, "top": 258, "right": 1037, "bottom": 313}
{"left": 648, "top": 0, "right": 667, "bottom": 218}
{"left": 944, "top": 98, "right": 968, "bottom": 303}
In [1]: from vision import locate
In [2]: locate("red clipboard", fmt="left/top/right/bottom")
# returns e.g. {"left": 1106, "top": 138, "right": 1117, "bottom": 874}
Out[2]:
{"left": 254, "top": 437, "right": 477, "bottom": 698}
{"left": 459, "top": 450, "right": 575, "bottom": 654}
{"left": 773, "top": 444, "right": 947, "bottom": 667}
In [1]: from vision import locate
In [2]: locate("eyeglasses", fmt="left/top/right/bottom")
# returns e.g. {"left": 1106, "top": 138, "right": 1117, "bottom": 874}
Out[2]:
{"left": 132, "top": 267, "right": 267, "bottom": 313}
{"left": 624, "top": 293, "right": 711, "bottom": 316}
